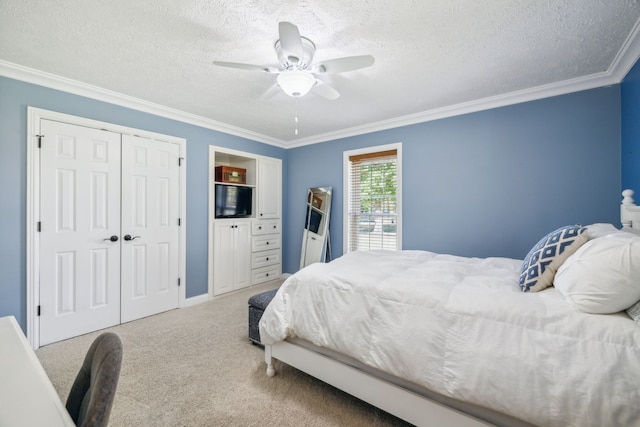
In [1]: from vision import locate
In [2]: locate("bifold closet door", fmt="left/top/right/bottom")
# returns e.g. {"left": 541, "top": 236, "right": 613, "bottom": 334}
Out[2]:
{"left": 120, "top": 135, "right": 180, "bottom": 323}
{"left": 39, "top": 120, "right": 122, "bottom": 346}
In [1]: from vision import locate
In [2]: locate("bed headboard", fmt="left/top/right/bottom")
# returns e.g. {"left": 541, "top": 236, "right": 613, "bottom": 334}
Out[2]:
{"left": 621, "top": 189, "right": 640, "bottom": 229}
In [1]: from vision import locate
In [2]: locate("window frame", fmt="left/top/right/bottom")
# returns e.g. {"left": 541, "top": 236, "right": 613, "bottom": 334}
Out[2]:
{"left": 342, "top": 142, "right": 402, "bottom": 253}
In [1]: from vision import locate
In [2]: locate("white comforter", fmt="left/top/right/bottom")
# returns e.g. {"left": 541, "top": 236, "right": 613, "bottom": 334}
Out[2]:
{"left": 259, "top": 250, "right": 640, "bottom": 427}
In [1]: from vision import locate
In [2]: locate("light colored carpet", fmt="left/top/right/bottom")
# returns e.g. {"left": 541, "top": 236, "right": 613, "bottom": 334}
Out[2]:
{"left": 36, "top": 281, "right": 411, "bottom": 426}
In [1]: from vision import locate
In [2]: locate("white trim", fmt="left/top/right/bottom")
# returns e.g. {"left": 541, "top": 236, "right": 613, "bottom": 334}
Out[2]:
{"left": 26, "top": 107, "right": 188, "bottom": 348}
{"left": 343, "top": 143, "right": 402, "bottom": 254}
{"left": 3, "top": 16, "right": 640, "bottom": 150}
{"left": 208, "top": 146, "right": 215, "bottom": 299}
{"left": 26, "top": 108, "right": 41, "bottom": 349}
{"left": 289, "top": 71, "right": 619, "bottom": 147}
{"left": 2, "top": 61, "right": 285, "bottom": 149}
{"left": 182, "top": 293, "right": 210, "bottom": 308}
{"left": 285, "top": 18, "right": 640, "bottom": 148}
{"left": 177, "top": 134, "right": 188, "bottom": 312}
{"left": 609, "top": 15, "right": 640, "bottom": 82}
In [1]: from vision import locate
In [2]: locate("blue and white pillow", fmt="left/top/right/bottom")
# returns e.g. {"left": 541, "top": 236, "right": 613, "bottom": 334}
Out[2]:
{"left": 627, "top": 300, "right": 640, "bottom": 325}
{"left": 519, "top": 225, "right": 588, "bottom": 292}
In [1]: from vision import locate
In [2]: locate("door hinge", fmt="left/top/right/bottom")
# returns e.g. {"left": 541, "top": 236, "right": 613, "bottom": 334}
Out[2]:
{"left": 37, "top": 221, "right": 41, "bottom": 232}
{"left": 36, "top": 134, "right": 44, "bottom": 148}
{"left": 178, "top": 157, "right": 184, "bottom": 166}
{"left": 177, "top": 278, "right": 181, "bottom": 287}
{"left": 37, "top": 305, "right": 41, "bottom": 316}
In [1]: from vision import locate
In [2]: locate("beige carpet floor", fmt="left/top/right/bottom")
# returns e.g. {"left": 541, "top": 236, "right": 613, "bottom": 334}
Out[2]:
{"left": 36, "top": 281, "right": 411, "bottom": 426}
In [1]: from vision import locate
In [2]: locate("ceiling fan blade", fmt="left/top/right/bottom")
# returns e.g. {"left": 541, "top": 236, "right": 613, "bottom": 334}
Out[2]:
{"left": 212, "top": 61, "right": 278, "bottom": 73}
{"left": 314, "top": 55, "right": 375, "bottom": 74}
{"left": 278, "top": 21, "right": 304, "bottom": 63}
{"left": 312, "top": 81, "right": 340, "bottom": 100}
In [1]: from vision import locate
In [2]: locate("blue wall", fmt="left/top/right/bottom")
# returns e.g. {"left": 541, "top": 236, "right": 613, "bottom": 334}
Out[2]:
{"left": 284, "top": 87, "right": 622, "bottom": 273}
{"left": 0, "top": 76, "right": 286, "bottom": 329}
{"left": 0, "top": 73, "right": 627, "bottom": 332}
{"left": 622, "top": 59, "right": 640, "bottom": 191}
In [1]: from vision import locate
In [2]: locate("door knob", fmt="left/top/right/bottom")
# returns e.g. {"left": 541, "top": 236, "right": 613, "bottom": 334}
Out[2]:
{"left": 123, "top": 234, "right": 141, "bottom": 241}
{"left": 103, "top": 235, "right": 119, "bottom": 242}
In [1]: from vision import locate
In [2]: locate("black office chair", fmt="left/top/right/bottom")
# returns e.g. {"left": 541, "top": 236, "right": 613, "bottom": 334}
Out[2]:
{"left": 66, "top": 332, "right": 123, "bottom": 427}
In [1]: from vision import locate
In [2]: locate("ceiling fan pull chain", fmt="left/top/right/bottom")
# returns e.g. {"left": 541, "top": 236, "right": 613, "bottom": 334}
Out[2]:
{"left": 294, "top": 98, "right": 300, "bottom": 136}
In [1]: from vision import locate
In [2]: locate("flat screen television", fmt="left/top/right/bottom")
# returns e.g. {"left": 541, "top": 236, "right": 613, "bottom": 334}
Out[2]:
{"left": 215, "top": 184, "right": 252, "bottom": 218}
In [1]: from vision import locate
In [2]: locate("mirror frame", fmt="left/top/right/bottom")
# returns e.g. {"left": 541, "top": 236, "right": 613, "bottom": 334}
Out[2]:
{"left": 300, "top": 186, "right": 332, "bottom": 269}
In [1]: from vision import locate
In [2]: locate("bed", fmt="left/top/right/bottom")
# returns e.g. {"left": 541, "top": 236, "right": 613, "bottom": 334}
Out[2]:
{"left": 259, "top": 190, "right": 640, "bottom": 427}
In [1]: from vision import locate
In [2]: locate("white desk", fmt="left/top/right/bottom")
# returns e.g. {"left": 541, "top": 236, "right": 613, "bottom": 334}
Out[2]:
{"left": 0, "top": 316, "right": 75, "bottom": 426}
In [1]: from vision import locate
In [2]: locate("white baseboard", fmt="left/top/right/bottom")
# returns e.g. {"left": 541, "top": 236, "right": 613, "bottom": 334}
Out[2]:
{"left": 182, "top": 293, "right": 209, "bottom": 308}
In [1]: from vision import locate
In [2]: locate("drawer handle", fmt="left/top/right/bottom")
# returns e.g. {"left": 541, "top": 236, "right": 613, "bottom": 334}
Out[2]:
{"left": 266, "top": 257, "right": 269, "bottom": 261}
{"left": 266, "top": 241, "right": 269, "bottom": 245}
{"left": 258, "top": 226, "right": 262, "bottom": 230}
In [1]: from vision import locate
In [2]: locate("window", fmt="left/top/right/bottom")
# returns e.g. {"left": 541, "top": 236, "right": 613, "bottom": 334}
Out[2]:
{"left": 343, "top": 143, "right": 402, "bottom": 252}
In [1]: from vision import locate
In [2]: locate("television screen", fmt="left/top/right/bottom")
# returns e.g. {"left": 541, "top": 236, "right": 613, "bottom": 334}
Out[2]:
{"left": 215, "top": 184, "right": 252, "bottom": 218}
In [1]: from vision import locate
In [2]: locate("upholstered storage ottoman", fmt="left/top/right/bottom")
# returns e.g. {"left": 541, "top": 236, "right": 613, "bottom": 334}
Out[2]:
{"left": 248, "top": 288, "right": 279, "bottom": 344}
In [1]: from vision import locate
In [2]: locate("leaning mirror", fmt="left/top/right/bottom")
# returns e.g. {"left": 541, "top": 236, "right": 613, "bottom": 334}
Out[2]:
{"left": 300, "top": 187, "right": 332, "bottom": 269}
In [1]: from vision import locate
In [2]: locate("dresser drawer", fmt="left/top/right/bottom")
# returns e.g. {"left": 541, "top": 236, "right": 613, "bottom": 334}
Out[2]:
{"left": 252, "top": 265, "right": 280, "bottom": 285}
{"left": 252, "top": 235, "right": 281, "bottom": 252}
{"left": 251, "top": 249, "right": 280, "bottom": 269}
{"left": 252, "top": 220, "right": 281, "bottom": 236}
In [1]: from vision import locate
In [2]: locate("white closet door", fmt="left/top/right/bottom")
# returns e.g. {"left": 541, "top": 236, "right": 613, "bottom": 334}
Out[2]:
{"left": 39, "top": 120, "right": 122, "bottom": 346}
{"left": 120, "top": 135, "right": 180, "bottom": 323}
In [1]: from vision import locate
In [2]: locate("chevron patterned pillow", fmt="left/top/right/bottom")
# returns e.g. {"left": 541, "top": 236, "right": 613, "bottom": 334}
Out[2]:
{"left": 519, "top": 225, "right": 588, "bottom": 292}
{"left": 627, "top": 300, "right": 640, "bottom": 325}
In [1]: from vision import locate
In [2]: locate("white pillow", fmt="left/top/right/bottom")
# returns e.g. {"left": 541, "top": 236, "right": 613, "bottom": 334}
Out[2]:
{"left": 622, "top": 226, "right": 640, "bottom": 237}
{"left": 584, "top": 223, "right": 621, "bottom": 239}
{"left": 554, "top": 233, "right": 640, "bottom": 314}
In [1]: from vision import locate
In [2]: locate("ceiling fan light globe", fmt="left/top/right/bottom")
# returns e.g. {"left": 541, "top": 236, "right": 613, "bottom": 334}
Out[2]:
{"left": 277, "top": 70, "right": 315, "bottom": 97}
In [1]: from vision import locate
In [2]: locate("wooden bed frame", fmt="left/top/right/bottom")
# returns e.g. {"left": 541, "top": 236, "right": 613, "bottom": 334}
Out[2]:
{"left": 263, "top": 190, "right": 640, "bottom": 427}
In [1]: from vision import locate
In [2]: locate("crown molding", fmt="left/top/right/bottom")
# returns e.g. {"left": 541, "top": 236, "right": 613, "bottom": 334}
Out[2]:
{"left": 609, "top": 15, "right": 640, "bottom": 82}
{"left": 3, "top": 14, "right": 639, "bottom": 151}
{"left": 0, "top": 60, "right": 287, "bottom": 149}
{"left": 286, "top": 71, "right": 617, "bottom": 148}
{"left": 287, "top": 17, "right": 640, "bottom": 148}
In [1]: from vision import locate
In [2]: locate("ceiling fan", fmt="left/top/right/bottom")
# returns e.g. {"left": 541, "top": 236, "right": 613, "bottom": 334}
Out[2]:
{"left": 213, "top": 22, "right": 375, "bottom": 100}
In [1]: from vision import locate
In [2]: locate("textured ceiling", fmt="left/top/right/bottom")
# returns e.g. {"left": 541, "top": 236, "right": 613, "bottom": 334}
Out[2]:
{"left": 2, "top": 0, "right": 640, "bottom": 147}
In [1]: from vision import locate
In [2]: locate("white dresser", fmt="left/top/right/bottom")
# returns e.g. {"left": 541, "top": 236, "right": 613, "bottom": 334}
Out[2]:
{"left": 251, "top": 220, "right": 282, "bottom": 285}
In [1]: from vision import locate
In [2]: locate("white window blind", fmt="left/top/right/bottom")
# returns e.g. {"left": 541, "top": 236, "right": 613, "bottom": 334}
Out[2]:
{"left": 347, "top": 149, "right": 398, "bottom": 252}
